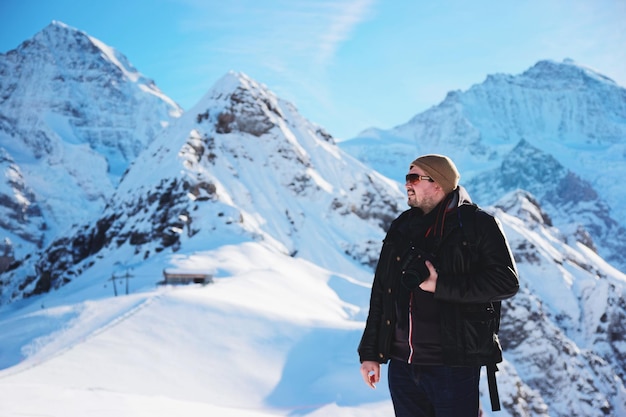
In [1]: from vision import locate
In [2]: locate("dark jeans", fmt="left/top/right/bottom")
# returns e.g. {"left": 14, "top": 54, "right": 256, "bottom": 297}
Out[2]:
{"left": 388, "top": 360, "right": 480, "bottom": 417}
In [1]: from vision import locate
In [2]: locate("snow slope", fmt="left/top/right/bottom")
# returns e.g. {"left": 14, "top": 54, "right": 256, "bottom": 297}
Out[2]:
{"left": 0, "top": 242, "right": 395, "bottom": 417}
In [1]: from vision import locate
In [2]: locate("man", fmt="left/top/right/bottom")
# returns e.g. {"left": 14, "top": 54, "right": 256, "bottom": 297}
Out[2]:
{"left": 358, "top": 154, "right": 519, "bottom": 416}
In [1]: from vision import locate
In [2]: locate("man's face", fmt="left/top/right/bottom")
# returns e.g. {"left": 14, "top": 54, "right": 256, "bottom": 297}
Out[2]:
{"left": 405, "top": 166, "right": 439, "bottom": 211}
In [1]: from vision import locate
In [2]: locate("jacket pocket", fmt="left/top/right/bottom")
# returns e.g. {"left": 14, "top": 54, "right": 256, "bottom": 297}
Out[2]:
{"left": 462, "top": 303, "right": 497, "bottom": 355}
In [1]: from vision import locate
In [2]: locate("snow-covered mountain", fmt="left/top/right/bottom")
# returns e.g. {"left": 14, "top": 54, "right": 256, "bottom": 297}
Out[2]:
{"left": 0, "top": 69, "right": 404, "bottom": 304}
{"left": 340, "top": 59, "right": 626, "bottom": 271}
{"left": 0, "top": 25, "right": 625, "bottom": 417}
{"left": 0, "top": 65, "right": 404, "bottom": 412}
{"left": 0, "top": 21, "right": 182, "bottom": 262}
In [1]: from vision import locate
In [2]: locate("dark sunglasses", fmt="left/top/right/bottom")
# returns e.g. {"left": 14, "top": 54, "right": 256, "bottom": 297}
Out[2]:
{"left": 405, "top": 173, "right": 434, "bottom": 184}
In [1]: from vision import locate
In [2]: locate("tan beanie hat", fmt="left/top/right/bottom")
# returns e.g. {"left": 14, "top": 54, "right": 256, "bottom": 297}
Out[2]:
{"left": 410, "top": 154, "right": 460, "bottom": 194}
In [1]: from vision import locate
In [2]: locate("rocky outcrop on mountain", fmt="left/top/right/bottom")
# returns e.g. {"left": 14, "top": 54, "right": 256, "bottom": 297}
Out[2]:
{"left": 501, "top": 286, "right": 624, "bottom": 416}
{"left": 0, "top": 149, "right": 45, "bottom": 252}
{"left": 468, "top": 139, "right": 626, "bottom": 268}
{"left": 0, "top": 21, "right": 182, "bottom": 260}
{"left": 489, "top": 191, "right": 626, "bottom": 416}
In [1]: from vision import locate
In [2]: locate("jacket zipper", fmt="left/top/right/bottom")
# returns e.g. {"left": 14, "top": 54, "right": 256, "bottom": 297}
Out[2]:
{"left": 408, "top": 291, "right": 414, "bottom": 363}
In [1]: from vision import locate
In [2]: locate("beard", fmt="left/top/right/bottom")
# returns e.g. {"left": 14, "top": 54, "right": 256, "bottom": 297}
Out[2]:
{"left": 407, "top": 191, "right": 439, "bottom": 214}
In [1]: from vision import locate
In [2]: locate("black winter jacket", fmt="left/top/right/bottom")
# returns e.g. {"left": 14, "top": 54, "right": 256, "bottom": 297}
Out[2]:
{"left": 358, "top": 187, "right": 519, "bottom": 367}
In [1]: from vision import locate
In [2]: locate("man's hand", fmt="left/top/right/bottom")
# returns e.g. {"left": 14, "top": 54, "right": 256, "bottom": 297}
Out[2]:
{"left": 418, "top": 260, "right": 438, "bottom": 293}
{"left": 360, "top": 361, "right": 380, "bottom": 389}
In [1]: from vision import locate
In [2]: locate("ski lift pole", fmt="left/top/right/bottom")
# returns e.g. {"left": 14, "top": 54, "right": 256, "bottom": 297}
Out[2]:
{"left": 124, "top": 270, "right": 134, "bottom": 295}
{"left": 110, "top": 273, "right": 118, "bottom": 297}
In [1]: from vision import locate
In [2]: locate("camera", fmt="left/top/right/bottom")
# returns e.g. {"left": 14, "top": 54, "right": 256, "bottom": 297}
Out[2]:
{"left": 401, "top": 247, "right": 436, "bottom": 290}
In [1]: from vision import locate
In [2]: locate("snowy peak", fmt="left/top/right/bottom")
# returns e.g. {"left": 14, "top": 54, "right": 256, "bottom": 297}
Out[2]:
{"left": 119, "top": 70, "right": 404, "bottom": 264}
{"left": 493, "top": 189, "right": 553, "bottom": 228}
{"left": 481, "top": 59, "right": 621, "bottom": 99}
{"left": 194, "top": 71, "right": 290, "bottom": 138}
{"left": 0, "top": 21, "right": 182, "bottom": 263}
{"left": 15, "top": 21, "right": 179, "bottom": 110}
{"left": 496, "top": 139, "right": 569, "bottom": 194}
{"left": 193, "top": 71, "right": 334, "bottom": 144}
{"left": 518, "top": 58, "right": 620, "bottom": 87}
{"left": 469, "top": 59, "right": 626, "bottom": 147}
{"left": 1, "top": 20, "right": 182, "bottom": 165}
{"left": 467, "top": 138, "right": 624, "bottom": 263}
{"left": 468, "top": 139, "right": 597, "bottom": 205}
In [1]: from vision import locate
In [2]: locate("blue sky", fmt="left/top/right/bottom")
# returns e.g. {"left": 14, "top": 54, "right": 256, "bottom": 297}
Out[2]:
{"left": 1, "top": 0, "right": 625, "bottom": 139}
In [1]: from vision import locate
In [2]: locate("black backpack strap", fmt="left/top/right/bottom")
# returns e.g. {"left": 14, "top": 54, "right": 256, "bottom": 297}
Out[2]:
{"left": 457, "top": 203, "right": 481, "bottom": 262}
{"left": 487, "top": 363, "right": 501, "bottom": 411}
{"left": 459, "top": 205, "right": 501, "bottom": 411}
{"left": 457, "top": 203, "right": 478, "bottom": 239}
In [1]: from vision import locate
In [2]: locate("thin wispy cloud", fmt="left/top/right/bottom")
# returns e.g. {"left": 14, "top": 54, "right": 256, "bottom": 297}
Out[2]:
{"left": 176, "top": 0, "right": 375, "bottom": 73}
{"left": 314, "top": 0, "right": 376, "bottom": 65}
